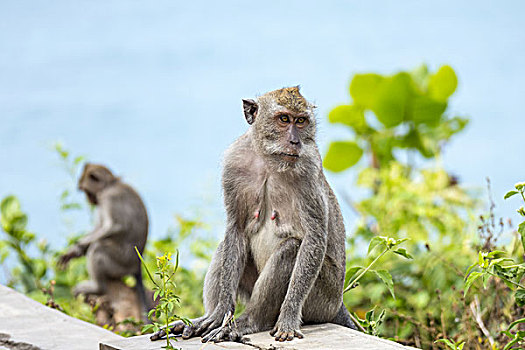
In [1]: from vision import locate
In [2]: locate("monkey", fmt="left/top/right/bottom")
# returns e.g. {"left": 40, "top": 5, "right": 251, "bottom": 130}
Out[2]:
{"left": 151, "top": 86, "right": 356, "bottom": 343}
{"left": 58, "top": 163, "right": 149, "bottom": 313}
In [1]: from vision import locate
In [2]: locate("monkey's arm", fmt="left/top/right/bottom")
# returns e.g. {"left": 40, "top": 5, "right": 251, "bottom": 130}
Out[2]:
{"left": 271, "top": 198, "right": 328, "bottom": 340}
{"left": 194, "top": 219, "right": 247, "bottom": 337}
{"left": 58, "top": 200, "right": 125, "bottom": 267}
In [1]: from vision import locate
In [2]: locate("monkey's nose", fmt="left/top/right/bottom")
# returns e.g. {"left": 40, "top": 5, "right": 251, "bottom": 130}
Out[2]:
{"left": 290, "top": 140, "right": 300, "bottom": 145}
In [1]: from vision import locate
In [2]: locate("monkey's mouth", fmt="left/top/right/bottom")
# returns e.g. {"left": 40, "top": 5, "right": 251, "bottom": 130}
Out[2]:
{"left": 280, "top": 152, "right": 300, "bottom": 161}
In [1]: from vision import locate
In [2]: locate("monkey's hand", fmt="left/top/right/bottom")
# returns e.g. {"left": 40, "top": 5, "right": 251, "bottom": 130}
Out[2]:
{"left": 194, "top": 305, "right": 233, "bottom": 339}
{"left": 57, "top": 245, "right": 83, "bottom": 269}
{"left": 270, "top": 317, "right": 304, "bottom": 342}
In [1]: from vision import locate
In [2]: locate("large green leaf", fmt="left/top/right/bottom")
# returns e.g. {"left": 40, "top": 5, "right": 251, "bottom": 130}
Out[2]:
{"left": 323, "top": 141, "right": 363, "bottom": 172}
{"left": 328, "top": 105, "right": 367, "bottom": 133}
{"left": 428, "top": 65, "right": 457, "bottom": 101}
{"left": 409, "top": 95, "right": 447, "bottom": 125}
{"left": 349, "top": 73, "right": 384, "bottom": 108}
{"left": 371, "top": 73, "right": 412, "bottom": 128}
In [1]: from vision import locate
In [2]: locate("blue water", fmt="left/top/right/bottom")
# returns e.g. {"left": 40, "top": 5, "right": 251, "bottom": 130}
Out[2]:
{"left": 0, "top": 0, "right": 524, "bottom": 252}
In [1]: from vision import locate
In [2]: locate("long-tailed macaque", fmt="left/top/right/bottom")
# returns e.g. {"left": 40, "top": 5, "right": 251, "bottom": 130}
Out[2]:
{"left": 58, "top": 164, "right": 149, "bottom": 311}
{"left": 153, "top": 86, "right": 356, "bottom": 343}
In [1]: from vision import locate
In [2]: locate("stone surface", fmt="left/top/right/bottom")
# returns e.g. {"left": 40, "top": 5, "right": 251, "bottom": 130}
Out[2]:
{"left": 0, "top": 284, "right": 122, "bottom": 350}
{"left": 0, "top": 284, "right": 417, "bottom": 350}
{"left": 100, "top": 324, "right": 418, "bottom": 350}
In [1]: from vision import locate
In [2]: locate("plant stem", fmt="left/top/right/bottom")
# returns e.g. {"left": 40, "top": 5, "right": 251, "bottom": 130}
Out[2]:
{"left": 344, "top": 248, "right": 389, "bottom": 294}
{"left": 164, "top": 272, "right": 171, "bottom": 349}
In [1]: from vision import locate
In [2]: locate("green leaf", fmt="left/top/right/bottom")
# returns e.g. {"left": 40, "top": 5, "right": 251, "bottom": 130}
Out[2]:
{"left": 393, "top": 248, "right": 413, "bottom": 259}
{"left": 464, "top": 271, "right": 483, "bottom": 296}
{"left": 365, "top": 308, "right": 374, "bottom": 323}
{"left": 367, "top": 236, "right": 386, "bottom": 255}
{"left": 504, "top": 190, "right": 519, "bottom": 200}
{"left": 515, "top": 289, "right": 525, "bottom": 307}
{"left": 435, "top": 339, "right": 456, "bottom": 350}
{"left": 328, "top": 105, "right": 367, "bottom": 133}
{"left": 507, "top": 317, "right": 525, "bottom": 331}
{"left": 409, "top": 95, "right": 447, "bottom": 125}
{"left": 142, "top": 324, "right": 155, "bottom": 333}
{"left": 372, "top": 73, "right": 412, "bottom": 128}
{"left": 323, "top": 141, "right": 363, "bottom": 172}
{"left": 350, "top": 73, "right": 384, "bottom": 108}
{"left": 487, "top": 250, "right": 507, "bottom": 258}
{"left": 519, "top": 222, "right": 525, "bottom": 252}
{"left": 374, "top": 269, "right": 395, "bottom": 299}
{"left": 345, "top": 266, "right": 363, "bottom": 287}
{"left": 428, "top": 65, "right": 458, "bottom": 101}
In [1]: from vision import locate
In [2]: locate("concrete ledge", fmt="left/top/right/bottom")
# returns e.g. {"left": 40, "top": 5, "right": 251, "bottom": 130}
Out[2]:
{"left": 100, "top": 323, "right": 417, "bottom": 350}
{"left": 0, "top": 284, "right": 122, "bottom": 350}
{"left": 0, "top": 284, "right": 417, "bottom": 350}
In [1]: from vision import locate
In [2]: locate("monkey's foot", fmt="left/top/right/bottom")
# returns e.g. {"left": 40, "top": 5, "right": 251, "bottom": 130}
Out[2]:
{"left": 150, "top": 320, "right": 186, "bottom": 341}
{"left": 72, "top": 281, "right": 103, "bottom": 298}
{"left": 270, "top": 324, "right": 304, "bottom": 342}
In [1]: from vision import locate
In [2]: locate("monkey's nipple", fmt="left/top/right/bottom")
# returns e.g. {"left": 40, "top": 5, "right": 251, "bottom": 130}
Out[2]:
{"left": 271, "top": 210, "right": 278, "bottom": 221}
{"left": 254, "top": 210, "right": 260, "bottom": 219}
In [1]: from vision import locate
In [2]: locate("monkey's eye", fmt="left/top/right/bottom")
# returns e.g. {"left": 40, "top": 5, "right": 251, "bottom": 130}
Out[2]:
{"left": 89, "top": 174, "right": 100, "bottom": 182}
{"left": 296, "top": 117, "right": 306, "bottom": 124}
{"left": 279, "top": 115, "right": 290, "bottom": 123}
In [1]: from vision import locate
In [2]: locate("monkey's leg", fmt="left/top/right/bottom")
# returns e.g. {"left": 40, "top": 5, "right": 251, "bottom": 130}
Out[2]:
{"left": 73, "top": 242, "right": 133, "bottom": 297}
{"left": 298, "top": 255, "right": 354, "bottom": 325}
{"left": 203, "top": 238, "right": 301, "bottom": 343}
{"left": 73, "top": 244, "right": 110, "bottom": 296}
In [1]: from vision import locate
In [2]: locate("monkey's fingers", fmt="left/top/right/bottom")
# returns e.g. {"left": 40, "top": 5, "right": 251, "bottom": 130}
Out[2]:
{"left": 201, "top": 327, "right": 231, "bottom": 343}
{"left": 271, "top": 329, "right": 304, "bottom": 342}
{"left": 195, "top": 318, "right": 219, "bottom": 336}
{"left": 150, "top": 329, "right": 166, "bottom": 341}
{"left": 150, "top": 320, "right": 186, "bottom": 341}
{"left": 171, "top": 322, "right": 186, "bottom": 335}
{"left": 182, "top": 324, "right": 195, "bottom": 339}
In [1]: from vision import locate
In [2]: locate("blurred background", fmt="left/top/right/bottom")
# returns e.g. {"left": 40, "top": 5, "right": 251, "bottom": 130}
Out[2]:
{"left": 1, "top": 0, "right": 523, "bottom": 247}
{"left": 2, "top": 1, "right": 525, "bottom": 347}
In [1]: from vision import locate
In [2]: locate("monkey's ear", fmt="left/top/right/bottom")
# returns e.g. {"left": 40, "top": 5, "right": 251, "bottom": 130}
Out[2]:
{"left": 242, "top": 99, "right": 258, "bottom": 125}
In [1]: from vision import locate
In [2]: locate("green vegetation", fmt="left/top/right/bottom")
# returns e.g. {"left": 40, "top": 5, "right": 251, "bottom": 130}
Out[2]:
{"left": 137, "top": 248, "right": 190, "bottom": 350}
{"left": 0, "top": 65, "right": 522, "bottom": 349}
{"left": 325, "top": 65, "right": 525, "bottom": 349}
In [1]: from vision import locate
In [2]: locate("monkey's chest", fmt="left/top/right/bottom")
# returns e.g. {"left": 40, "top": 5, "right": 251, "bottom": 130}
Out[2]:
{"left": 247, "top": 199, "right": 304, "bottom": 273}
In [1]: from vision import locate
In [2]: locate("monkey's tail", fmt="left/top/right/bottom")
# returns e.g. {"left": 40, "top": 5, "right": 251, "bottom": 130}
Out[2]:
{"left": 134, "top": 268, "right": 151, "bottom": 320}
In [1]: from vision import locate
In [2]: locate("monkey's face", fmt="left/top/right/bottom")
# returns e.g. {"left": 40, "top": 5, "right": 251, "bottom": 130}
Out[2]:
{"left": 266, "top": 110, "right": 312, "bottom": 161}
{"left": 243, "top": 87, "right": 317, "bottom": 171}
{"left": 78, "top": 163, "right": 116, "bottom": 205}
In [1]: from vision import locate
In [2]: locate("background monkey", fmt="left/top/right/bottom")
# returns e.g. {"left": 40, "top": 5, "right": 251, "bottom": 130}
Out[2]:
{"left": 152, "top": 86, "right": 356, "bottom": 343}
{"left": 58, "top": 163, "right": 149, "bottom": 313}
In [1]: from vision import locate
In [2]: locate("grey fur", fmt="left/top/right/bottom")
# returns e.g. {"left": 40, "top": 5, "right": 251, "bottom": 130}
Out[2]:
{"left": 58, "top": 163, "right": 149, "bottom": 312}
{"left": 151, "top": 87, "right": 355, "bottom": 343}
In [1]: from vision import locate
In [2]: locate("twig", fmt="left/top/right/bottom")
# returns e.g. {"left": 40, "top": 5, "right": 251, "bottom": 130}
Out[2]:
{"left": 348, "top": 312, "right": 366, "bottom": 333}
{"left": 469, "top": 295, "right": 495, "bottom": 347}
{"left": 344, "top": 249, "right": 388, "bottom": 294}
